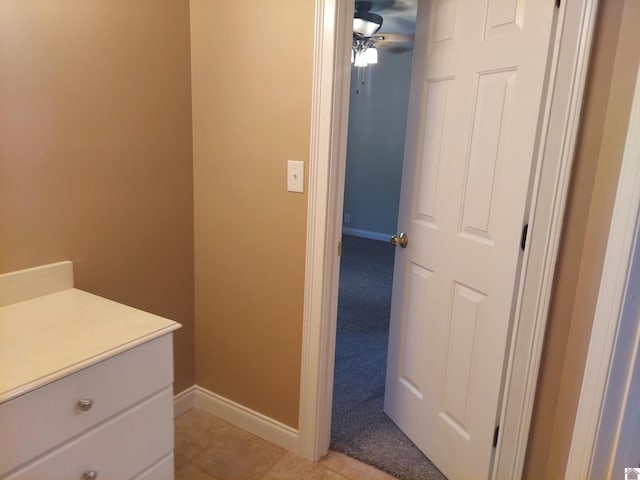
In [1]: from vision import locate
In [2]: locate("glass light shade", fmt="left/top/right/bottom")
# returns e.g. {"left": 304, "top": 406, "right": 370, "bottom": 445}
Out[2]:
{"left": 364, "top": 47, "right": 378, "bottom": 64}
{"left": 354, "top": 51, "right": 368, "bottom": 68}
{"left": 353, "top": 18, "right": 381, "bottom": 37}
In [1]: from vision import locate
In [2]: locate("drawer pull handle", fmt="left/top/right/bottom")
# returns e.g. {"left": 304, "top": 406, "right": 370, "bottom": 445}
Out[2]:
{"left": 84, "top": 471, "right": 98, "bottom": 479}
{"left": 78, "top": 399, "right": 93, "bottom": 411}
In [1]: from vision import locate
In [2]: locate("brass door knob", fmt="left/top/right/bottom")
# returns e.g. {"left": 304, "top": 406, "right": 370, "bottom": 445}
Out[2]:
{"left": 391, "top": 232, "right": 408, "bottom": 248}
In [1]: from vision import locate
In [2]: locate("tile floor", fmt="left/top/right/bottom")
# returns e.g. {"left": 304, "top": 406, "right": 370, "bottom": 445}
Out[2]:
{"left": 175, "top": 408, "right": 399, "bottom": 480}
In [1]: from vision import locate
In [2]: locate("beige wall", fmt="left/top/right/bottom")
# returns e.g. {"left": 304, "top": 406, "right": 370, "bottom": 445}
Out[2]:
{"left": 0, "top": 0, "right": 195, "bottom": 392}
{"left": 524, "top": 1, "right": 640, "bottom": 477}
{"left": 191, "top": 0, "right": 314, "bottom": 427}
{"left": 4, "top": 0, "right": 637, "bottom": 467}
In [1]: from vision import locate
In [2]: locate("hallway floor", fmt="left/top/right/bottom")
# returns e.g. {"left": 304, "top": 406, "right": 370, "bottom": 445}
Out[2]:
{"left": 175, "top": 408, "right": 399, "bottom": 480}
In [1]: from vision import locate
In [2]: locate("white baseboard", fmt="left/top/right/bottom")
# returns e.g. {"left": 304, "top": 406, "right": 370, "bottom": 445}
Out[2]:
{"left": 342, "top": 227, "right": 391, "bottom": 243}
{"left": 192, "top": 385, "right": 299, "bottom": 454}
{"left": 173, "top": 385, "right": 196, "bottom": 417}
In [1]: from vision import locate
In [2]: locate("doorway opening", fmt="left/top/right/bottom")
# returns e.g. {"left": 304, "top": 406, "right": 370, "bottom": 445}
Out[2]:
{"left": 328, "top": 2, "right": 445, "bottom": 478}
{"left": 298, "top": 0, "right": 599, "bottom": 478}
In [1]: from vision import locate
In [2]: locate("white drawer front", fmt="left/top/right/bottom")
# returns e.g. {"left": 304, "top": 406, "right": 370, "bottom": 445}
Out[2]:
{"left": 0, "top": 335, "right": 173, "bottom": 476}
{"left": 4, "top": 387, "right": 173, "bottom": 480}
{"left": 133, "top": 454, "right": 174, "bottom": 480}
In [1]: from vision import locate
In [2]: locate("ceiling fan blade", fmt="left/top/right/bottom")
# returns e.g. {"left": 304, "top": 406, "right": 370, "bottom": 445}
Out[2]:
{"left": 369, "top": 0, "right": 415, "bottom": 12}
{"left": 368, "top": 0, "right": 396, "bottom": 11}
{"left": 374, "top": 33, "right": 415, "bottom": 43}
{"left": 374, "top": 33, "right": 414, "bottom": 53}
{"left": 378, "top": 44, "right": 414, "bottom": 53}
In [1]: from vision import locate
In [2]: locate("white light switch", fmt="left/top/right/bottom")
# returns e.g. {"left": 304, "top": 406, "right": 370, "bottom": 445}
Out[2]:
{"left": 287, "top": 160, "right": 304, "bottom": 193}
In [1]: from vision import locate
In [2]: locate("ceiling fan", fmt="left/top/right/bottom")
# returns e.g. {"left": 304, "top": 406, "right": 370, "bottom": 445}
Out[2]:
{"left": 352, "top": 0, "right": 416, "bottom": 67}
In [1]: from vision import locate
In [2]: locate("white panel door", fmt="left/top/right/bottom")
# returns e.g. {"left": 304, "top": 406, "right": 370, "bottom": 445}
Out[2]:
{"left": 383, "top": 1, "right": 556, "bottom": 478}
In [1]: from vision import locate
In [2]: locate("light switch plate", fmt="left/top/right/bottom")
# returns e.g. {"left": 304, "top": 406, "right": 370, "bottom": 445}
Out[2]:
{"left": 287, "top": 160, "right": 304, "bottom": 193}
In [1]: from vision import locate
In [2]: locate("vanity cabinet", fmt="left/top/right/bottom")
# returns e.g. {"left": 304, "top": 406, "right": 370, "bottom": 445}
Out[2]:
{"left": 0, "top": 336, "right": 175, "bottom": 479}
{"left": 0, "top": 263, "right": 180, "bottom": 480}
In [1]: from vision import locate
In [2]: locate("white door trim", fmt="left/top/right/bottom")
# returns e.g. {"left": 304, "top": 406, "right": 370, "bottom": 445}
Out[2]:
{"left": 564, "top": 62, "right": 640, "bottom": 480}
{"left": 297, "top": 0, "right": 352, "bottom": 461}
{"left": 492, "top": 0, "right": 599, "bottom": 476}
{"left": 299, "top": 2, "right": 598, "bottom": 479}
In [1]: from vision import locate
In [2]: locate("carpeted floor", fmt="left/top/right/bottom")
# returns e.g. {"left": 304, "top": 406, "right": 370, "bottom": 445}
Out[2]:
{"left": 331, "top": 235, "right": 447, "bottom": 480}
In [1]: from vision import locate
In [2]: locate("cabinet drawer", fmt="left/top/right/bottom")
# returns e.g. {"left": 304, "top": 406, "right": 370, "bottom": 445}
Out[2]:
{"left": 133, "top": 454, "right": 174, "bottom": 480}
{"left": 0, "top": 335, "right": 173, "bottom": 476}
{"left": 4, "top": 387, "right": 173, "bottom": 480}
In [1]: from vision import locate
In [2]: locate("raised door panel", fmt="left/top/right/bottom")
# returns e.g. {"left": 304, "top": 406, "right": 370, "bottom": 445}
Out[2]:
{"left": 440, "top": 282, "right": 487, "bottom": 441}
{"left": 460, "top": 68, "right": 517, "bottom": 245}
{"left": 414, "top": 79, "right": 452, "bottom": 229}
{"left": 398, "top": 264, "right": 434, "bottom": 399}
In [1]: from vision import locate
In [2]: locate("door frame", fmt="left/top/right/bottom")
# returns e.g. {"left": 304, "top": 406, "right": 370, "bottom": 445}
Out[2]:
{"left": 564, "top": 62, "right": 640, "bottom": 480}
{"left": 298, "top": 0, "right": 599, "bottom": 478}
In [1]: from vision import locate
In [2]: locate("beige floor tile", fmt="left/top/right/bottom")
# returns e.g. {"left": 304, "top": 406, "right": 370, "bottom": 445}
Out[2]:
{"left": 191, "top": 424, "right": 287, "bottom": 480}
{"left": 175, "top": 409, "right": 235, "bottom": 461}
{"left": 175, "top": 452, "right": 189, "bottom": 471}
{"left": 176, "top": 409, "right": 235, "bottom": 442}
{"left": 175, "top": 462, "right": 221, "bottom": 480}
{"left": 174, "top": 410, "right": 399, "bottom": 480}
{"left": 319, "top": 451, "right": 399, "bottom": 480}
{"left": 175, "top": 429, "right": 208, "bottom": 462}
{"left": 262, "top": 452, "right": 347, "bottom": 480}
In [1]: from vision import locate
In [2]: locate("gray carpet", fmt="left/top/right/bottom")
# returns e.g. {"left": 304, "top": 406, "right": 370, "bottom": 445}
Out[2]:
{"left": 331, "top": 235, "right": 447, "bottom": 480}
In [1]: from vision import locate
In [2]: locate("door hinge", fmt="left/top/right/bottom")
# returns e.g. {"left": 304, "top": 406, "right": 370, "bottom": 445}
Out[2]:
{"left": 338, "top": 240, "right": 342, "bottom": 257}
{"left": 521, "top": 224, "right": 529, "bottom": 251}
{"left": 493, "top": 426, "right": 500, "bottom": 448}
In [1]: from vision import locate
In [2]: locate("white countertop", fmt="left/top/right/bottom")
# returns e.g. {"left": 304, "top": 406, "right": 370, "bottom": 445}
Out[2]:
{"left": 0, "top": 288, "right": 180, "bottom": 404}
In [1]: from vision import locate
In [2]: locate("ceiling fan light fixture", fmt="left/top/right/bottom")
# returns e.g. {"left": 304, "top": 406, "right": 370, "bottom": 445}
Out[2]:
{"left": 354, "top": 50, "right": 368, "bottom": 68}
{"left": 352, "top": 1, "right": 384, "bottom": 68}
{"left": 353, "top": 1, "right": 383, "bottom": 36}
{"left": 353, "top": 17, "right": 382, "bottom": 37}
{"left": 364, "top": 46, "right": 378, "bottom": 64}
